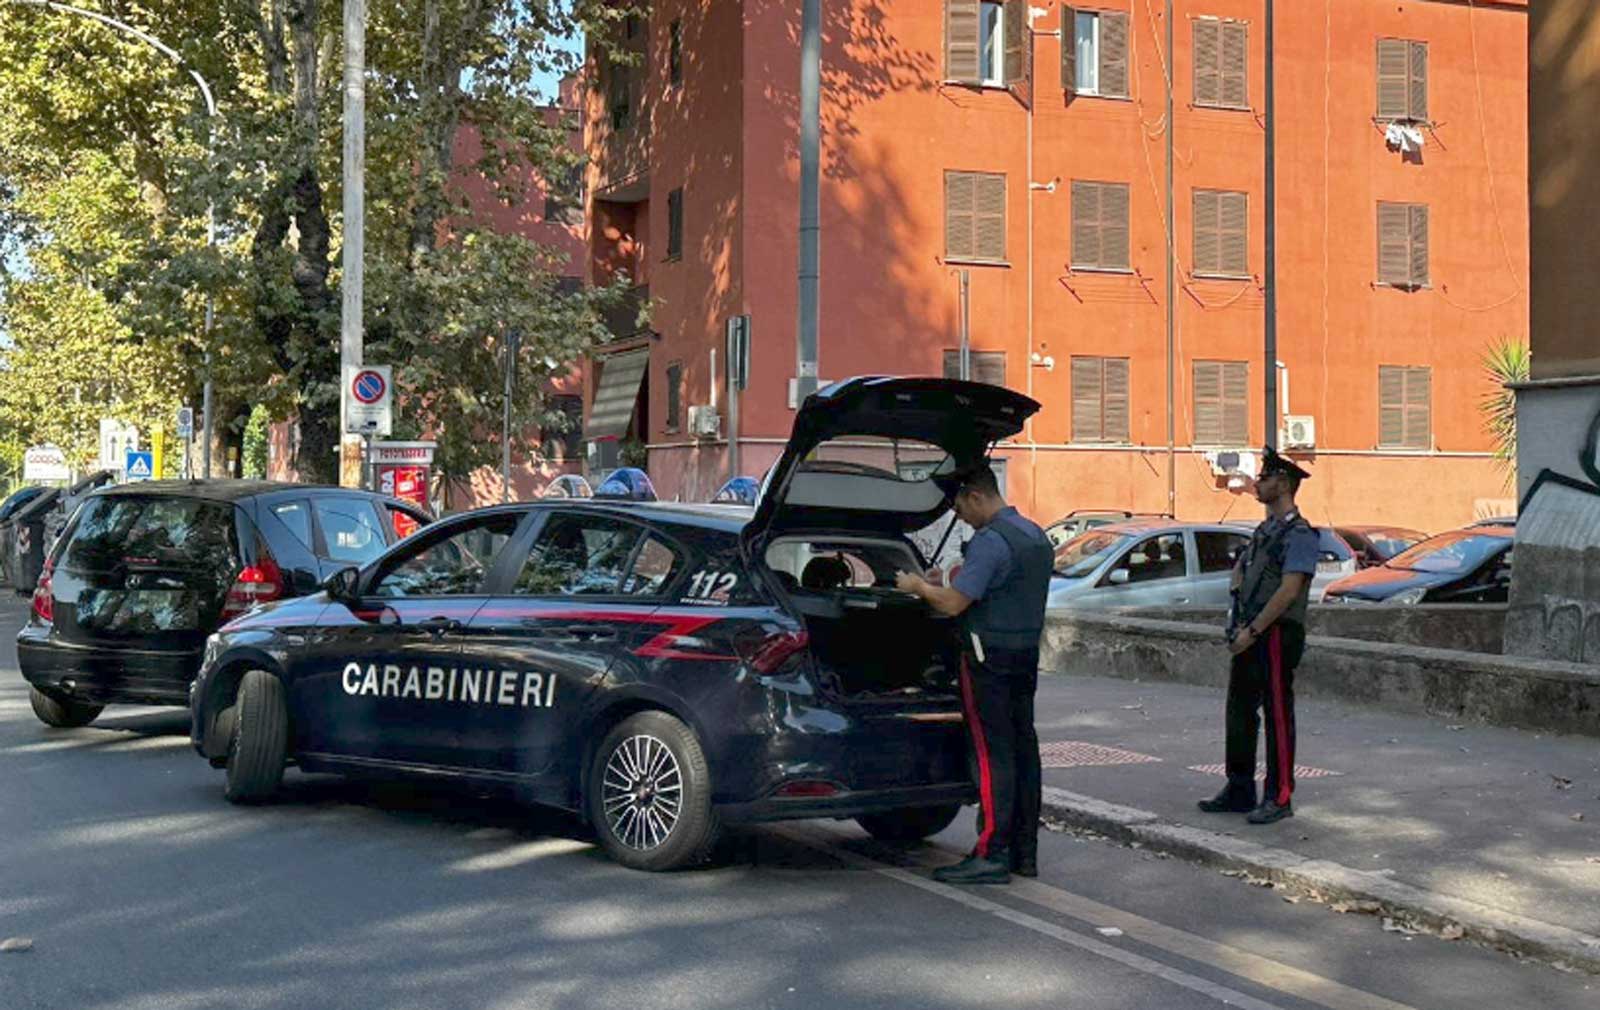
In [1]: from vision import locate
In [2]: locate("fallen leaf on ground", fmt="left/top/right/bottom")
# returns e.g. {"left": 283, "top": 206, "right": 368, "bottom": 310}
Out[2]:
{"left": 1221, "top": 869, "right": 1248, "bottom": 878}
{"left": 1282, "top": 895, "right": 1302, "bottom": 904}
{"left": 1447, "top": 725, "right": 1464, "bottom": 731}
{"left": 1381, "top": 917, "right": 1420, "bottom": 936}
{"left": 1096, "top": 927, "right": 1124, "bottom": 938}
{"left": 1584, "top": 856, "right": 1600, "bottom": 865}
{"left": 1331, "top": 900, "right": 1382, "bottom": 915}
{"left": 1441, "top": 924, "right": 1466, "bottom": 941}
{"left": 1552, "top": 775, "right": 1574, "bottom": 790}
{"left": 0, "top": 938, "right": 34, "bottom": 953}
{"left": 1573, "top": 813, "right": 1586, "bottom": 822}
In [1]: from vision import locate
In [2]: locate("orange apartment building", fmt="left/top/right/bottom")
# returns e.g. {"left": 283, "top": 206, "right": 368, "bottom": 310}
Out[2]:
{"left": 583, "top": 0, "right": 1529, "bottom": 532}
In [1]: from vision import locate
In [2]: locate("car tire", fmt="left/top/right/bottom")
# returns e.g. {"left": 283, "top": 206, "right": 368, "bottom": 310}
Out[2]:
{"left": 224, "top": 671, "right": 288, "bottom": 804}
{"left": 587, "top": 711, "right": 719, "bottom": 872}
{"left": 28, "top": 686, "right": 102, "bottom": 729}
{"left": 855, "top": 803, "right": 963, "bottom": 844}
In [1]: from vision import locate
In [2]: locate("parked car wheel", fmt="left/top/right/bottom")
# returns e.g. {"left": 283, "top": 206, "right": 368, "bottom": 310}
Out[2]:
{"left": 28, "top": 686, "right": 103, "bottom": 729}
{"left": 224, "top": 671, "right": 288, "bottom": 804}
{"left": 588, "top": 711, "right": 720, "bottom": 871}
{"left": 856, "top": 803, "right": 963, "bottom": 843}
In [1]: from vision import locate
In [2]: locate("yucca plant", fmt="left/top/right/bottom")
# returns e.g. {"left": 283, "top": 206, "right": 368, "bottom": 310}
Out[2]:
{"left": 1480, "top": 338, "right": 1530, "bottom": 488}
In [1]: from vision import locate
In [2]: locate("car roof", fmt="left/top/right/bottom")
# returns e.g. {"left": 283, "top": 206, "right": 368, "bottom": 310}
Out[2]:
{"left": 472, "top": 499, "right": 753, "bottom": 535}
{"left": 91, "top": 480, "right": 418, "bottom": 507}
{"left": 1083, "top": 518, "right": 1249, "bottom": 536}
{"left": 1336, "top": 525, "right": 1426, "bottom": 537}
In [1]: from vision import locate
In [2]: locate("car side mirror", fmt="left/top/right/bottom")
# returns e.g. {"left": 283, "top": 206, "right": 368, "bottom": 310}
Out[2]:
{"left": 324, "top": 565, "right": 360, "bottom": 603}
{"left": 1108, "top": 569, "right": 1131, "bottom": 586}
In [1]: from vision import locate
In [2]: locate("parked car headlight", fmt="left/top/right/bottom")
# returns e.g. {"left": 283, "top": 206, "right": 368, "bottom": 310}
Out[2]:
{"left": 1387, "top": 587, "right": 1428, "bottom": 606}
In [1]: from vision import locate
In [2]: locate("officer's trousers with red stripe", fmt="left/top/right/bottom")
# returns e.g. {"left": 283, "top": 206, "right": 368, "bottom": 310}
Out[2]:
{"left": 1225, "top": 621, "right": 1307, "bottom": 807}
{"left": 959, "top": 647, "right": 1042, "bottom": 862}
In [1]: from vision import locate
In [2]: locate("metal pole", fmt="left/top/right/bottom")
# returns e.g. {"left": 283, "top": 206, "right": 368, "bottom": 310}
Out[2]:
{"left": 1165, "top": 0, "right": 1176, "bottom": 514}
{"left": 958, "top": 269, "right": 971, "bottom": 380}
{"left": 501, "top": 330, "right": 518, "bottom": 503}
{"left": 1264, "top": 0, "right": 1279, "bottom": 450}
{"left": 795, "top": 0, "right": 821, "bottom": 403}
{"left": 340, "top": 0, "right": 367, "bottom": 486}
{"left": 202, "top": 199, "right": 214, "bottom": 477}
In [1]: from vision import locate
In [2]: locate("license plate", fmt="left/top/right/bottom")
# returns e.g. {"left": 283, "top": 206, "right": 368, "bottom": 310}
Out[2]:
{"left": 1317, "top": 560, "right": 1344, "bottom": 574}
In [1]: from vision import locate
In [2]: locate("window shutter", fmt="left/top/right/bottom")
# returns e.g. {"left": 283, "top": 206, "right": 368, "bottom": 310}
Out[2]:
{"left": 1193, "top": 19, "right": 1221, "bottom": 107}
{"left": 1377, "top": 38, "right": 1409, "bottom": 120}
{"left": 1060, "top": 5, "right": 1077, "bottom": 95}
{"left": 974, "top": 173, "right": 1007, "bottom": 260}
{"left": 1379, "top": 365, "right": 1405, "bottom": 448}
{"left": 1221, "top": 22, "right": 1249, "bottom": 108}
{"left": 1405, "top": 366, "right": 1431, "bottom": 449}
{"left": 946, "top": 0, "right": 981, "bottom": 84}
{"left": 1005, "top": 0, "right": 1031, "bottom": 99}
{"left": 1104, "top": 358, "right": 1131, "bottom": 443}
{"left": 1377, "top": 202, "right": 1409, "bottom": 286}
{"left": 975, "top": 351, "right": 1007, "bottom": 387}
{"left": 1219, "top": 191, "right": 1248, "bottom": 275}
{"left": 946, "top": 172, "right": 976, "bottom": 259}
{"left": 1407, "top": 203, "right": 1429, "bottom": 288}
{"left": 1223, "top": 361, "right": 1249, "bottom": 445}
{"left": 1071, "top": 357, "right": 1104, "bottom": 442}
{"left": 1102, "top": 182, "right": 1131, "bottom": 269}
{"left": 1193, "top": 190, "right": 1220, "bottom": 275}
{"left": 1408, "top": 41, "right": 1429, "bottom": 121}
{"left": 1194, "top": 360, "right": 1223, "bottom": 445}
{"left": 667, "top": 188, "right": 684, "bottom": 258}
{"left": 1072, "top": 180, "right": 1100, "bottom": 267}
{"left": 1099, "top": 11, "right": 1130, "bottom": 98}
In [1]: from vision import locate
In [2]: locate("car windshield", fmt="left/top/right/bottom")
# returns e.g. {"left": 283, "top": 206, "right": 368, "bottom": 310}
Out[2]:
{"left": 1054, "top": 530, "right": 1129, "bottom": 579}
{"left": 1386, "top": 531, "right": 1508, "bottom": 574}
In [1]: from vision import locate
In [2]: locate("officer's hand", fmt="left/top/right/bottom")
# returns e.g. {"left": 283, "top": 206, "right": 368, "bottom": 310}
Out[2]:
{"left": 894, "top": 571, "right": 923, "bottom": 595}
{"left": 1228, "top": 627, "right": 1256, "bottom": 656}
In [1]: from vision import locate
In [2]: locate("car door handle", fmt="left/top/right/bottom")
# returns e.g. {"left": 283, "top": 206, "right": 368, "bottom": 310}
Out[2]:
{"left": 417, "top": 617, "right": 462, "bottom": 637}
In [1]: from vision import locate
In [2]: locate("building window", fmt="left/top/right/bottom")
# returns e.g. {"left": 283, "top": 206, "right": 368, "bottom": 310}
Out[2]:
{"left": 608, "top": 61, "right": 631, "bottom": 131}
{"left": 942, "top": 350, "right": 1007, "bottom": 387}
{"left": 669, "top": 20, "right": 683, "bottom": 87}
{"left": 1193, "top": 189, "right": 1248, "bottom": 277}
{"left": 1193, "top": 359, "right": 1249, "bottom": 446}
{"left": 1071, "top": 356, "right": 1131, "bottom": 443}
{"left": 665, "top": 361, "right": 683, "bottom": 433}
{"left": 1377, "top": 201, "right": 1429, "bottom": 288}
{"left": 543, "top": 161, "right": 585, "bottom": 226}
{"left": 625, "top": 13, "right": 641, "bottom": 39}
{"left": 1062, "top": 8, "right": 1130, "bottom": 98}
{"left": 1193, "top": 17, "right": 1248, "bottom": 109}
{"left": 945, "top": 171, "right": 1007, "bottom": 262}
{"left": 945, "top": 0, "right": 1028, "bottom": 88}
{"left": 1379, "top": 365, "right": 1431, "bottom": 450}
{"left": 542, "top": 395, "right": 584, "bottom": 460}
{"left": 666, "top": 188, "right": 684, "bottom": 260}
{"left": 1377, "top": 38, "right": 1428, "bottom": 122}
{"left": 1071, "top": 180, "right": 1131, "bottom": 271}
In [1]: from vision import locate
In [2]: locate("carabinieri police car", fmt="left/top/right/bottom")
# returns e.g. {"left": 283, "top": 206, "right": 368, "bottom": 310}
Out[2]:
{"left": 189, "top": 377, "right": 1040, "bottom": 870}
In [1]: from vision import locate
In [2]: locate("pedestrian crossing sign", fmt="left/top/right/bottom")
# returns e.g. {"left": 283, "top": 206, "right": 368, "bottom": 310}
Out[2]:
{"left": 125, "top": 450, "right": 154, "bottom": 482}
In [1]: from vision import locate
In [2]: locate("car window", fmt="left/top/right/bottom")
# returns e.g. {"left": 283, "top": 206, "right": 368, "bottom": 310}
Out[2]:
{"left": 622, "top": 534, "right": 685, "bottom": 596}
{"left": 1317, "top": 529, "right": 1354, "bottom": 563}
{"left": 1195, "top": 531, "right": 1249, "bottom": 573}
{"left": 1113, "top": 533, "right": 1187, "bottom": 584}
{"left": 371, "top": 514, "right": 520, "bottom": 598}
{"left": 271, "top": 501, "right": 313, "bottom": 550}
{"left": 514, "top": 514, "right": 642, "bottom": 596}
{"left": 315, "top": 498, "right": 388, "bottom": 565}
{"left": 1388, "top": 532, "right": 1509, "bottom": 574}
{"left": 1055, "top": 530, "right": 1128, "bottom": 579}
{"left": 62, "top": 496, "right": 237, "bottom": 574}
{"left": 385, "top": 505, "right": 421, "bottom": 541}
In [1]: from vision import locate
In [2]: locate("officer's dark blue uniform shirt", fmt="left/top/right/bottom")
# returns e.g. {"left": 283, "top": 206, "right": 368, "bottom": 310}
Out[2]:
{"left": 952, "top": 507, "right": 1032, "bottom": 602}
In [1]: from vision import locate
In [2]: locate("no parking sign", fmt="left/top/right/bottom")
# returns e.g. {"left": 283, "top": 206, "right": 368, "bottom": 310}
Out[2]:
{"left": 343, "top": 365, "right": 393, "bottom": 436}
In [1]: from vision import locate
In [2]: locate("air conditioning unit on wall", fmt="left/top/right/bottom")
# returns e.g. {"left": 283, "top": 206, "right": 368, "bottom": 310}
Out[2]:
{"left": 1283, "top": 415, "right": 1317, "bottom": 450}
{"left": 688, "top": 405, "right": 722, "bottom": 439}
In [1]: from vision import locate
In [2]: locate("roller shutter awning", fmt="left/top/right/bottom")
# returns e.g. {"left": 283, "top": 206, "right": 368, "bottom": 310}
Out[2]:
{"left": 587, "top": 349, "right": 649, "bottom": 441}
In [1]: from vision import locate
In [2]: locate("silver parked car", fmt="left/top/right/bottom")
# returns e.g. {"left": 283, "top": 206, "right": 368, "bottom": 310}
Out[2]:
{"left": 1047, "top": 520, "right": 1255, "bottom": 611}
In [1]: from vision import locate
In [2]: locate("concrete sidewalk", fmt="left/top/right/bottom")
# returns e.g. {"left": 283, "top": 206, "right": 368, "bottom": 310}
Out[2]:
{"left": 1031, "top": 673, "right": 1600, "bottom": 972}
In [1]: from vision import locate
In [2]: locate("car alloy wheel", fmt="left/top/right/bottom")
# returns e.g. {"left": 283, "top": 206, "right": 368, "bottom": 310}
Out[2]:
{"left": 601, "top": 733, "right": 683, "bottom": 851}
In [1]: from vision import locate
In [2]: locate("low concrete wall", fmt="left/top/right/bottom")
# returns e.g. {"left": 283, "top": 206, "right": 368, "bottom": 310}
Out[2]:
{"left": 1123, "top": 605, "right": 1507, "bottom": 655}
{"left": 1042, "top": 613, "right": 1600, "bottom": 738}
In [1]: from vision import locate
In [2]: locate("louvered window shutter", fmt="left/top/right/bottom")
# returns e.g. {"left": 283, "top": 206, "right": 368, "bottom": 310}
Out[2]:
{"left": 946, "top": 0, "right": 981, "bottom": 84}
{"left": 1377, "top": 202, "right": 1410, "bottom": 286}
{"left": 1100, "top": 12, "right": 1130, "bottom": 98}
{"left": 1072, "top": 357, "right": 1104, "bottom": 442}
{"left": 976, "top": 351, "right": 1006, "bottom": 387}
{"left": 974, "top": 173, "right": 1007, "bottom": 260}
{"left": 1072, "top": 180, "right": 1100, "bottom": 267}
{"left": 1407, "top": 203, "right": 1429, "bottom": 287}
{"left": 1219, "top": 191, "right": 1248, "bottom": 275}
{"left": 1221, "top": 22, "right": 1249, "bottom": 108}
{"left": 1060, "top": 5, "right": 1077, "bottom": 94}
{"left": 1405, "top": 366, "right": 1432, "bottom": 449}
{"left": 1408, "top": 41, "right": 1429, "bottom": 121}
{"left": 1377, "top": 39, "right": 1409, "bottom": 120}
{"left": 1193, "top": 190, "right": 1220, "bottom": 275}
{"left": 946, "top": 172, "right": 976, "bottom": 259}
{"left": 1194, "top": 19, "right": 1221, "bottom": 107}
{"left": 1104, "top": 358, "right": 1131, "bottom": 443}
{"left": 1378, "top": 366, "right": 1406, "bottom": 447}
{"left": 1102, "top": 183, "right": 1131, "bottom": 269}
{"left": 1005, "top": 0, "right": 1030, "bottom": 98}
{"left": 1223, "top": 361, "right": 1249, "bottom": 445}
{"left": 1194, "top": 361, "right": 1223, "bottom": 445}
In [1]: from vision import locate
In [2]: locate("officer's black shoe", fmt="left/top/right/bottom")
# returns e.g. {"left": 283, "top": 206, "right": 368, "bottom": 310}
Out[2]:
{"left": 1247, "top": 800, "right": 1294, "bottom": 825}
{"left": 1011, "top": 851, "right": 1039, "bottom": 878}
{"left": 1197, "top": 785, "right": 1258, "bottom": 814}
{"left": 932, "top": 853, "right": 1012, "bottom": 885}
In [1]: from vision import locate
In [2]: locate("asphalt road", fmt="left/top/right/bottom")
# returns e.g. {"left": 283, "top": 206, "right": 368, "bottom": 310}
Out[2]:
{"left": 0, "top": 594, "right": 1593, "bottom": 1010}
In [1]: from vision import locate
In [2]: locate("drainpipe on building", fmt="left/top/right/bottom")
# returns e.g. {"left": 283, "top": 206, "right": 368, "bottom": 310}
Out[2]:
{"left": 795, "top": 0, "right": 821, "bottom": 404}
{"left": 1264, "top": 0, "right": 1280, "bottom": 450}
{"left": 1165, "top": 0, "right": 1177, "bottom": 515}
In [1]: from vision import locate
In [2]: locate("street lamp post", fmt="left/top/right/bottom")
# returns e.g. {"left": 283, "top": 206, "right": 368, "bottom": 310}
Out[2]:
{"left": 7, "top": 0, "right": 219, "bottom": 477}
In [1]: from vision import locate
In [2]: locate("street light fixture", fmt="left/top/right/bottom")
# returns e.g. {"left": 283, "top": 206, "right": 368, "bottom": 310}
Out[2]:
{"left": 5, "top": 0, "right": 220, "bottom": 477}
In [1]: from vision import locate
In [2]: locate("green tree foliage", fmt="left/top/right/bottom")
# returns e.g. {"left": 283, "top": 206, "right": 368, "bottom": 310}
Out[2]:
{"left": 1, "top": 0, "right": 639, "bottom": 482}
{"left": 1479, "top": 337, "right": 1530, "bottom": 489}
{"left": 241, "top": 403, "right": 270, "bottom": 478}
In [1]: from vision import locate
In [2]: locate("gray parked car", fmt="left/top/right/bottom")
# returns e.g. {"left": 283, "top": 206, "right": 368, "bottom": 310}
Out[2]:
{"left": 1047, "top": 520, "right": 1254, "bottom": 611}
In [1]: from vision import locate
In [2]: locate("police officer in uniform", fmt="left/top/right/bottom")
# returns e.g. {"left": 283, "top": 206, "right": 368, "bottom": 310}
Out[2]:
{"left": 895, "top": 462, "right": 1054, "bottom": 884}
{"left": 1198, "top": 447, "right": 1319, "bottom": 825}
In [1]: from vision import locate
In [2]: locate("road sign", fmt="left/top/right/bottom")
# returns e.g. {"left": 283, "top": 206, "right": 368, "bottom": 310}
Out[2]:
{"left": 125, "top": 451, "right": 154, "bottom": 482}
{"left": 176, "top": 407, "right": 194, "bottom": 438}
{"left": 725, "top": 315, "right": 750, "bottom": 391}
{"left": 99, "top": 419, "right": 139, "bottom": 471}
{"left": 23, "top": 446, "right": 69, "bottom": 482}
{"left": 369, "top": 441, "right": 436, "bottom": 465}
{"left": 344, "top": 365, "right": 393, "bottom": 436}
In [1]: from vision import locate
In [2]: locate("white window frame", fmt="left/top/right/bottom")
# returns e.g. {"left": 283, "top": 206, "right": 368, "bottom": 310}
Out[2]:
{"left": 980, "top": 1, "right": 1006, "bottom": 87}
{"left": 1075, "top": 10, "right": 1101, "bottom": 96}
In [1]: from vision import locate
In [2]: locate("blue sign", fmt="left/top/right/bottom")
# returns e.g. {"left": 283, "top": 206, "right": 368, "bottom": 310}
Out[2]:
{"left": 125, "top": 450, "right": 154, "bottom": 482}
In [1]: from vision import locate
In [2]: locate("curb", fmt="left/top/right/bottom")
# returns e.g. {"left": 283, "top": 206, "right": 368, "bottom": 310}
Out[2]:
{"left": 1039, "top": 785, "right": 1600, "bottom": 975}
